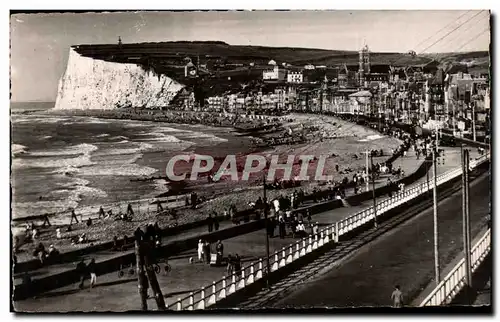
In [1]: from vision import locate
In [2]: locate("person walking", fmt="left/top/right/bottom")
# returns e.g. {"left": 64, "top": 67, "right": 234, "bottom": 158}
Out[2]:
{"left": 197, "top": 239, "right": 204, "bottom": 263}
{"left": 76, "top": 259, "right": 87, "bottom": 290}
{"left": 207, "top": 213, "right": 214, "bottom": 233}
{"left": 203, "top": 241, "right": 211, "bottom": 264}
{"left": 88, "top": 258, "right": 97, "bottom": 289}
{"left": 226, "top": 254, "right": 234, "bottom": 275}
{"left": 234, "top": 254, "right": 242, "bottom": 279}
{"left": 391, "top": 285, "right": 404, "bottom": 308}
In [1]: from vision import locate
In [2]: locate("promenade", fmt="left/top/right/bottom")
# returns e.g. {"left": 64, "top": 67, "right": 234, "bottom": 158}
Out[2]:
{"left": 14, "top": 148, "right": 426, "bottom": 312}
{"left": 270, "top": 168, "right": 489, "bottom": 308}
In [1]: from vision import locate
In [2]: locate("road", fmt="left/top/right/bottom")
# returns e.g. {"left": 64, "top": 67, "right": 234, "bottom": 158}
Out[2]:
{"left": 271, "top": 171, "right": 490, "bottom": 308}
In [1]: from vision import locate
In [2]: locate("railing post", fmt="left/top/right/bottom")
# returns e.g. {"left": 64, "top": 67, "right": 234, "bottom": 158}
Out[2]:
{"left": 228, "top": 274, "right": 236, "bottom": 294}
{"left": 208, "top": 281, "right": 216, "bottom": 304}
{"left": 188, "top": 292, "right": 194, "bottom": 311}
{"left": 256, "top": 259, "right": 263, "bottom": 279}
{"left": 219, "top": 277, "right": 227, "bottom": 299}
{"left": 306, "top": 236, "right": 313, "bottom": 252}
{"left": 177, "top": 298, "right": 182, "bottom": 311}
{"left": 287, "top": 246, "right": 293, "bottom": 263}
{"left": 247, "top": 263, "right": 255, "bottom": 284}
{"left": 272, "top": 253, "right": 279, "bottom": 271}
{"left": 238, "top": 270, "right": 246, "bottom": 288}
{"left": 279, "top": 248, "right": 286, "bottom": 267}
{"left": 319, "top": 231, "right": 324, "bottom": 247}
{"left": 335, "top": 221, "right": 339, "bottom": 242}
{"left": 197, "top": 288, "right": 206, "bottom": 310}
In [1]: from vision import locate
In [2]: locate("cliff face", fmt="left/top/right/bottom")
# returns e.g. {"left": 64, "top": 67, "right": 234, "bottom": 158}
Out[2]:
{"left": 54, "top": 48, "right": 185, "bottom": 110}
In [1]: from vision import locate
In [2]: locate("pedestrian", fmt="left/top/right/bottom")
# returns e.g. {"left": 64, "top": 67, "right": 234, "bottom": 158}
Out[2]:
{"left": 88, "top": 258, "right": 97, "bottom": 288}
{"left": 203, "top": 241, "right": 211, "bottom": 264}
{"left": 307, "top": 210, "right": 312, "bottom": 226}
{"left": 197, "top": 239, "right": 204, "bottom": 262}
{"left": 278, "top": 217, "right": 286, "bottom": 239}
{"left": 227, "top": 254, "right": 234, "bottom": 275}
{"left": 76, "top": 259, "right": 87, "bottom": 289}
{"left": 207, "top": 213, "right": 214, "bottom": 233}
{"left": 391, "top": 285, "right": 404, "bottom": 308}
{"left": 214, "top": 214, "right": 220, "bottom": 231}
{"left": 216, "top": 240, "right": 224, "bottom": 258}
{"left": 234, "top": 254, "right": 242, "bottom": 279}
{"left": 313, "top": 222, "right": 319, "bottom": 235}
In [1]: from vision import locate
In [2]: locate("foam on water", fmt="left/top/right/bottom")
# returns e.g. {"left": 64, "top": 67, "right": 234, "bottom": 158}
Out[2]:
{"left": 95, "top": 133, "right": 110, "bottom": 138}
{"left": 12, "top": 144, "right": 28, "bottom": 157}
{"left": 28, "top": 143, "right": 98, "bottom": 157}
{"left": 13, "top": 177, "right": 108, "bottom": 219}
{"left": 358, "top": 134, "right": 384, "bottom": 142}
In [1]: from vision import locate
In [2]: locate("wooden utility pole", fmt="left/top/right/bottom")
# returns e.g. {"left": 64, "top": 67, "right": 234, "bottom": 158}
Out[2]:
{"left": 462, "top": 147, "right": 472, "bottom": 301}
{"left": 432, "top": 148, "right": 440, "bottom": 285}
{"left": 134, "top": 228, "right": 148, "bottom": 311}
{"left": 371, "top": 155, "right": 377, "bottom": 228}
{"left": 143, "top": 243, "right": 167, "bottom": 310}
{"left": 263, "top": 173, "right": 271, "bottom": 289}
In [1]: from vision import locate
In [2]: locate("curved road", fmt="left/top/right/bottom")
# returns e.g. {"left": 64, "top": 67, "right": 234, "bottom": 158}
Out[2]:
{"left": 272, "top": 172, "right": 490, "bottom": 308}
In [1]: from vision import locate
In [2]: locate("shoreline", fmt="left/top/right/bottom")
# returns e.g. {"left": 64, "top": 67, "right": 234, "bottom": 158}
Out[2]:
{"left": 13, "top": 109, "right": 404, "bottom": 262}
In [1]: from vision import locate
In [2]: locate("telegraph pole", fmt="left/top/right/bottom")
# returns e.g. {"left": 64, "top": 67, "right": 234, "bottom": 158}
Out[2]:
{"left": 263, "top": 173, "right": 271, "bottom": 289}
{"left": 364, "top": 150, "right": 370, "bottom": 192}
{"left": 371, "top": 154, "right": 377, "bottom": 228}
{"left": 462, "top": 147, "right": 472, "bottom": 301}
{"left": 472, "top": 103, "right": 477, "bottom": 142}
{"left": 432, "top": 146, "right": 440, "bottom": 285}
{"left": 134, "top": 228, "right": 148, "bottom": 311}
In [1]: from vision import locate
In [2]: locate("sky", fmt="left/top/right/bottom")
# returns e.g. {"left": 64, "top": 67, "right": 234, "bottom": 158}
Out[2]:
{"left": 10, "top": 10, "right": 490, "bottom": 102}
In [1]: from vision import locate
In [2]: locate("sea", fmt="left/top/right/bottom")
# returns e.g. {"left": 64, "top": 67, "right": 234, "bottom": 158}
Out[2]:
{"left": 11, "top": 102, "right": 251, "bottom": 221}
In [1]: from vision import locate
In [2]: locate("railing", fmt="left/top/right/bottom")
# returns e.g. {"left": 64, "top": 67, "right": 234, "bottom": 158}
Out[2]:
{"left": 168, "top": 152, "right": 490, "bottom": 310}
{"left": 419, "top": 228, "right": 491, "bottom": 307}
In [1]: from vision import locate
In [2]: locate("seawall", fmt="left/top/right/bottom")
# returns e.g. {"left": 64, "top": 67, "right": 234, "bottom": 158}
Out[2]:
{"left": 54, "top": 48, "right": 185, "bottom": 110}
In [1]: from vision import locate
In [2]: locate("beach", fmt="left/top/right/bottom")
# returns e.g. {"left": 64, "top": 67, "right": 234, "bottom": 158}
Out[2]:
{"left": 12, "top": 104, "right": 402, "bottom": 260}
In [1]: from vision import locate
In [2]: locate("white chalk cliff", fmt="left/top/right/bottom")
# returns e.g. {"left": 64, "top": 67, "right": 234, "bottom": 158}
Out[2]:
{"left": 54, "top": 48, "right": 185, "bottom": 110}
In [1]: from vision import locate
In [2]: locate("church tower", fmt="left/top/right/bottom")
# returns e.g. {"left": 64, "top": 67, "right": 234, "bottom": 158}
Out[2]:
{"left": 358, "top": 44, "right": 370, "bottom": 86}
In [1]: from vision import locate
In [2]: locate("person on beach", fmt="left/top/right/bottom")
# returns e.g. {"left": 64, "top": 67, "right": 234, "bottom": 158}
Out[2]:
{"left": 98, "top": 206, "right": 105, "bottom": 219}
{"left": 127, "top": 203, "right": 134, "bottom": 217}
{"left": 391, "top": 285, "right": 404, "bottom": 308}
{"left": 88, "top": 258, "right": 97, "bottom": 289}
{"left": 197, "top": 239, "right": 204, "bottom": 263}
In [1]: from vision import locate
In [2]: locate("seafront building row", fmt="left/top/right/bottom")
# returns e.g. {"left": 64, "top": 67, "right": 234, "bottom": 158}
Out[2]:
{"left": 174, "top": 45, "right": 489, "bottom": 140}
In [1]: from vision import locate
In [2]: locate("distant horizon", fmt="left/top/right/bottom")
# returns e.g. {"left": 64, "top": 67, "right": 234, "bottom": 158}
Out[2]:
{"left": 71, "top": 40, "right": 490, "bottom": 55}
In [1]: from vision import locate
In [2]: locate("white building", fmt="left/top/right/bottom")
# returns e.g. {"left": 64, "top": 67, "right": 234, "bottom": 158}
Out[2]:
{"left": 263, "top": 65, "right": 287, "bottom": 81}
{"left": 287, "top": 71, "right": 303, "bottom": 83}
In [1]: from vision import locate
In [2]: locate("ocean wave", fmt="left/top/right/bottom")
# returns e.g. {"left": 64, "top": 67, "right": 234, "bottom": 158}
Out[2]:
{"left": 181, "top": 131, "right": 228, "bottom": 142}
{"left": 28, "top": 143, "right": 98, "bottom": 157}
{"left": 12, "top": 177, "right": 108, "bottom": 220}
{"left": 12, "top": 144, "right": 28, "bottom": 156}
{"left": 109, "top": 135, "right": 129, "bottom": 141}
{"left": 138, "top": 131, "right": 182, "bottom": 143}
{"left": 12, "top": 154, "right": 95, "bottom": 170}
{"left": 79, "top": 163, "right": 158, "bottom": 177}
{"left": 358, "top": 134, "right": 384, "bottom": 142}
{"left": 40, "top": 135, "right": 53, "bottom": 140}
{"left": 95, "top": 134, "right": 110, "bottom": 138}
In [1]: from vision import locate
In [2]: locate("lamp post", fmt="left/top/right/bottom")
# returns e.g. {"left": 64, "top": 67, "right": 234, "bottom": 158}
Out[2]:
{"left": 371, "top": 154, "right": 378, "bottom": 228}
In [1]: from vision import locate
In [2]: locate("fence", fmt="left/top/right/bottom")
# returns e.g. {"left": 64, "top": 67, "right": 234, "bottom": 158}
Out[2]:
{"left": 167, "top": 152, "right": 490, "bottom": 310}
{"left": 419, "top": 228, "right": 491, "bottom": 306}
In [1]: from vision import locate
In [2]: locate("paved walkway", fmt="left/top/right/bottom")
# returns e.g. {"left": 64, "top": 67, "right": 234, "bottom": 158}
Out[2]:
{"left": 14, "top": 150, "right": 427, "bottom": 311}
